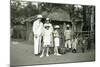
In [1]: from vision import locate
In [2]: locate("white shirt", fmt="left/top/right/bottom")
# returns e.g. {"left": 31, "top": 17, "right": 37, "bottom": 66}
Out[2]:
{"left": 64, "top": 29, "right": 72, "bottom": 40}
{"left": 54, "top": 30, "right": 59, "bottom": 38}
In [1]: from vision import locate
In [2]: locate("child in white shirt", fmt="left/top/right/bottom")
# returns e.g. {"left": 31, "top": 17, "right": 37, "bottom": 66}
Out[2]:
{"left": 54, "top": 25, "right": 61, "bottom": 56}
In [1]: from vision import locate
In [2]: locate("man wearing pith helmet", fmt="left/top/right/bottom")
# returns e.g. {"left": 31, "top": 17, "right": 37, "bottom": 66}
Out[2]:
{"left": 33, "top": 14, "right": 44, "bottom": 56}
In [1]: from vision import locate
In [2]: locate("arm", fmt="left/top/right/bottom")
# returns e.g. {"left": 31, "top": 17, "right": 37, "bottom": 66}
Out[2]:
{"left": 32, "top": 21, "right": 38, "bottom": 38}
{"left": 32, "top": 21, "right": 36, "bottom": 34}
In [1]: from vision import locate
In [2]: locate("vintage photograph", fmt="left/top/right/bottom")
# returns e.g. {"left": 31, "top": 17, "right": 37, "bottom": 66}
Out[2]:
{"left": 10, "top": 0, "right": 95, "bottom": 66}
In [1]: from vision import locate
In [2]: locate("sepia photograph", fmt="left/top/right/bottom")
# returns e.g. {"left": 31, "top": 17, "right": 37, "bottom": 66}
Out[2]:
{"left": 10, "top": 0, "right": 95, "bottom": 66}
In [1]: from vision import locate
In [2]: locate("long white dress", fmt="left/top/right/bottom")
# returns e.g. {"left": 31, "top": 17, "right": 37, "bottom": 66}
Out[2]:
{"left": 43, "top": 23, "right": 53, "bottom": 46}
{"left": 43, "top": 29, "right": 51, "bottom": 46}
{"left": 33, "top": 20, "right": 43, "bottom": 54}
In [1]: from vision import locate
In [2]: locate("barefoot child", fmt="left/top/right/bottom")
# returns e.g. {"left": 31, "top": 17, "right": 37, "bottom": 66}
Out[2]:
{"left": 72, "top": 36, "right": 78, "bottom": 53}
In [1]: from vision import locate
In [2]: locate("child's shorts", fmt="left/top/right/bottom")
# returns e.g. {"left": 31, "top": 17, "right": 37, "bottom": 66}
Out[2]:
{"left": 54, "top": 37, "right": 60, "bottom": 46}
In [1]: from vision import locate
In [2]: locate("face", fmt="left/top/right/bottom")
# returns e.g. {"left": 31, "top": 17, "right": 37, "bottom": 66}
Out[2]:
{"left": 45, "top": 26, "right": 49, "bottom": 30}
{"left": 46, "top": 20, "right": 49, "bottom": 23}
{"left": 38, "top": 18, "right": 41, "bottom": 21}
{"left": 66, "top": 27, "right": 70, "bottom": 30}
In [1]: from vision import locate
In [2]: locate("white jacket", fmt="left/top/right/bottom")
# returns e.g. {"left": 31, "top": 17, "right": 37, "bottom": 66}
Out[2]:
{"left": 33, "top": 20, "right": 43, "bottom": 36}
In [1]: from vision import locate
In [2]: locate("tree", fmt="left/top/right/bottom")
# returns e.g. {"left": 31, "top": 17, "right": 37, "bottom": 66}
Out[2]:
{"left": 11, "top": 0, "right": 39, "bottom": 25}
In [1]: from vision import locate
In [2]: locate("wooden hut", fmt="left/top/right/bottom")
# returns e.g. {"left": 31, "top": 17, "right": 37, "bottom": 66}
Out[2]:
{"left": 21, "top": 8, "right": 84, "bottom": 42}
{"left": 46, "top": 8, "right": 72, "bottom": 47}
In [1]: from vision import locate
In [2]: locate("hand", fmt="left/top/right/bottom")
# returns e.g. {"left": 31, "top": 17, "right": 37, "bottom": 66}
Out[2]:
{"left": 34, "top": 35, "right": 37, "bottom": 38}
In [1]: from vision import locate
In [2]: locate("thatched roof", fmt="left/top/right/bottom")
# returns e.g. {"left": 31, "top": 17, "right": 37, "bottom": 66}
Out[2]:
{"left": 21, "top": 15, "right": 37, "bottom": 23}
{"left": 21, "top": 8, "right": 71, "bottom": 23}
{"left": 47, "top": 8, "right": 71, "bottom": 22}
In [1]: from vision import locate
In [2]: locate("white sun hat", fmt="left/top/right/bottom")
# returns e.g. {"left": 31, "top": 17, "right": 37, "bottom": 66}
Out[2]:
{"left": 54, "top": 25, "right": 60, "bottom": 28}
{"left": 44, "top": 24, "right": 50, "bottom": 27}
{"left": 46, "top": 18, "right": 50, "bottom": 20}
{"left": 66, "top": 24, "right": 70, "bottom": 27}
{"left": 37, "top": 15, "right": 43, "bottom": 18}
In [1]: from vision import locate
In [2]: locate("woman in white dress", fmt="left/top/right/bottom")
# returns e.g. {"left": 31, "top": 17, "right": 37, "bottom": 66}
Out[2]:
{"left": 40, "top": 18, "right": 53, "bottom": 58}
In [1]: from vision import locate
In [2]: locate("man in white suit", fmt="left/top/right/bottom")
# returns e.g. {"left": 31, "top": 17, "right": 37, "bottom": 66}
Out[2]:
{"left": 72, "top": 36, "right": 78, "bottom": 53}
{"left": 33, "top": 15, "right": 44, "bottom": 56}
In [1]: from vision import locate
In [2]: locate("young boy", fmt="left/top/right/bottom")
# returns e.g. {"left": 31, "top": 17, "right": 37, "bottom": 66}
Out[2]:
{"left": 54, "top": 25, "right": 61, "bottom": 56}
{"left": 72, "top": 35, "right": 78, "bottom": 53}
{"left": 64, "top": 24, "right": 72, "bottom": 51}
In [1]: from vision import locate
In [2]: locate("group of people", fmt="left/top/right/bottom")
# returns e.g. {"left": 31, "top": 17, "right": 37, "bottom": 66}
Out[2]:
{"left": 33, "top": 15, "right": 81, "bottom": 58}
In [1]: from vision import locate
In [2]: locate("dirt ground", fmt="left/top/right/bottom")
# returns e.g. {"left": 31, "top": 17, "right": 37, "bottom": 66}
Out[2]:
{"left": 10, "top": 40, "right": 95, "bottom": 66}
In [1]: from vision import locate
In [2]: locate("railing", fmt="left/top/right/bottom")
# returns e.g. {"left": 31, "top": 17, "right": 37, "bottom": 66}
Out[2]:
{"left": 74, "top": 31, "right": 95, "bottom": 39}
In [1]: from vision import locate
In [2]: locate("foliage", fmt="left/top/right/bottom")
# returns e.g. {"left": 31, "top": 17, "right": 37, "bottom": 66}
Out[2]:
{"left": 11, "top": 0, "right": 94, "bottom": 31}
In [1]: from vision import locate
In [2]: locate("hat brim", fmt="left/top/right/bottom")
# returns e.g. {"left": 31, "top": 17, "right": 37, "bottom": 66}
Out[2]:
{"left": 37, "top": 17, "right": 43, "bottom": 19}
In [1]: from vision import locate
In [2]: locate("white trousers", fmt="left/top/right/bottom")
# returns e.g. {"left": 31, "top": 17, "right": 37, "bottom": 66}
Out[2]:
{"left": 72, "top": 39, "right": 78, "bottom": 49}
{"left": 65, "top": 40, "right": 71, "bottom": 48}
{"left": 34, "top": 36, "right": 41, "bottom": 54}
{"left": 72, "top": 43, "right": 77, "bottom": 49}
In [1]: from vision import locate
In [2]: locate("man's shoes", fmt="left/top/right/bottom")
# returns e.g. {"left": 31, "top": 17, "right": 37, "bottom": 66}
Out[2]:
{"left": 72, "top": 49, "right": 77, "bottom": 53}
{"left": 35, "top": 54, "right": 39, "bottom": 56}
{"left": 35, "top": 53, "right": 40, "bottom": 56}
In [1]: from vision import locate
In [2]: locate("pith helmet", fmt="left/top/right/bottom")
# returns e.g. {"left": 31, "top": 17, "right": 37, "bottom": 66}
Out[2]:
{"left": 66, "top": 24, "right": 70, "bottom": 27}
{"left": 46, "top": 18, "right": 50, "bottom": 20}
{"left": 37, "top": 15, "right": 43, "bottom": 19}
{"left": 54, "top": 25, "right": 60, "bottom": 28}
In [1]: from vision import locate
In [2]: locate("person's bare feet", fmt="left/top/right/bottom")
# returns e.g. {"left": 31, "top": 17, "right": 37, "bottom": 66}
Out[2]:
{"left": 40, "top": 54, "right": 44, "bottom": 58}
{"left": 56, "top": 53, "right": 61, "bottom": 56}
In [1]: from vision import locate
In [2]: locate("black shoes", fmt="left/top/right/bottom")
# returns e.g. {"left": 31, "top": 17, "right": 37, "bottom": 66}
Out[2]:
{"left": 72, "top": 49, "right": 77, "bottom": 53}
